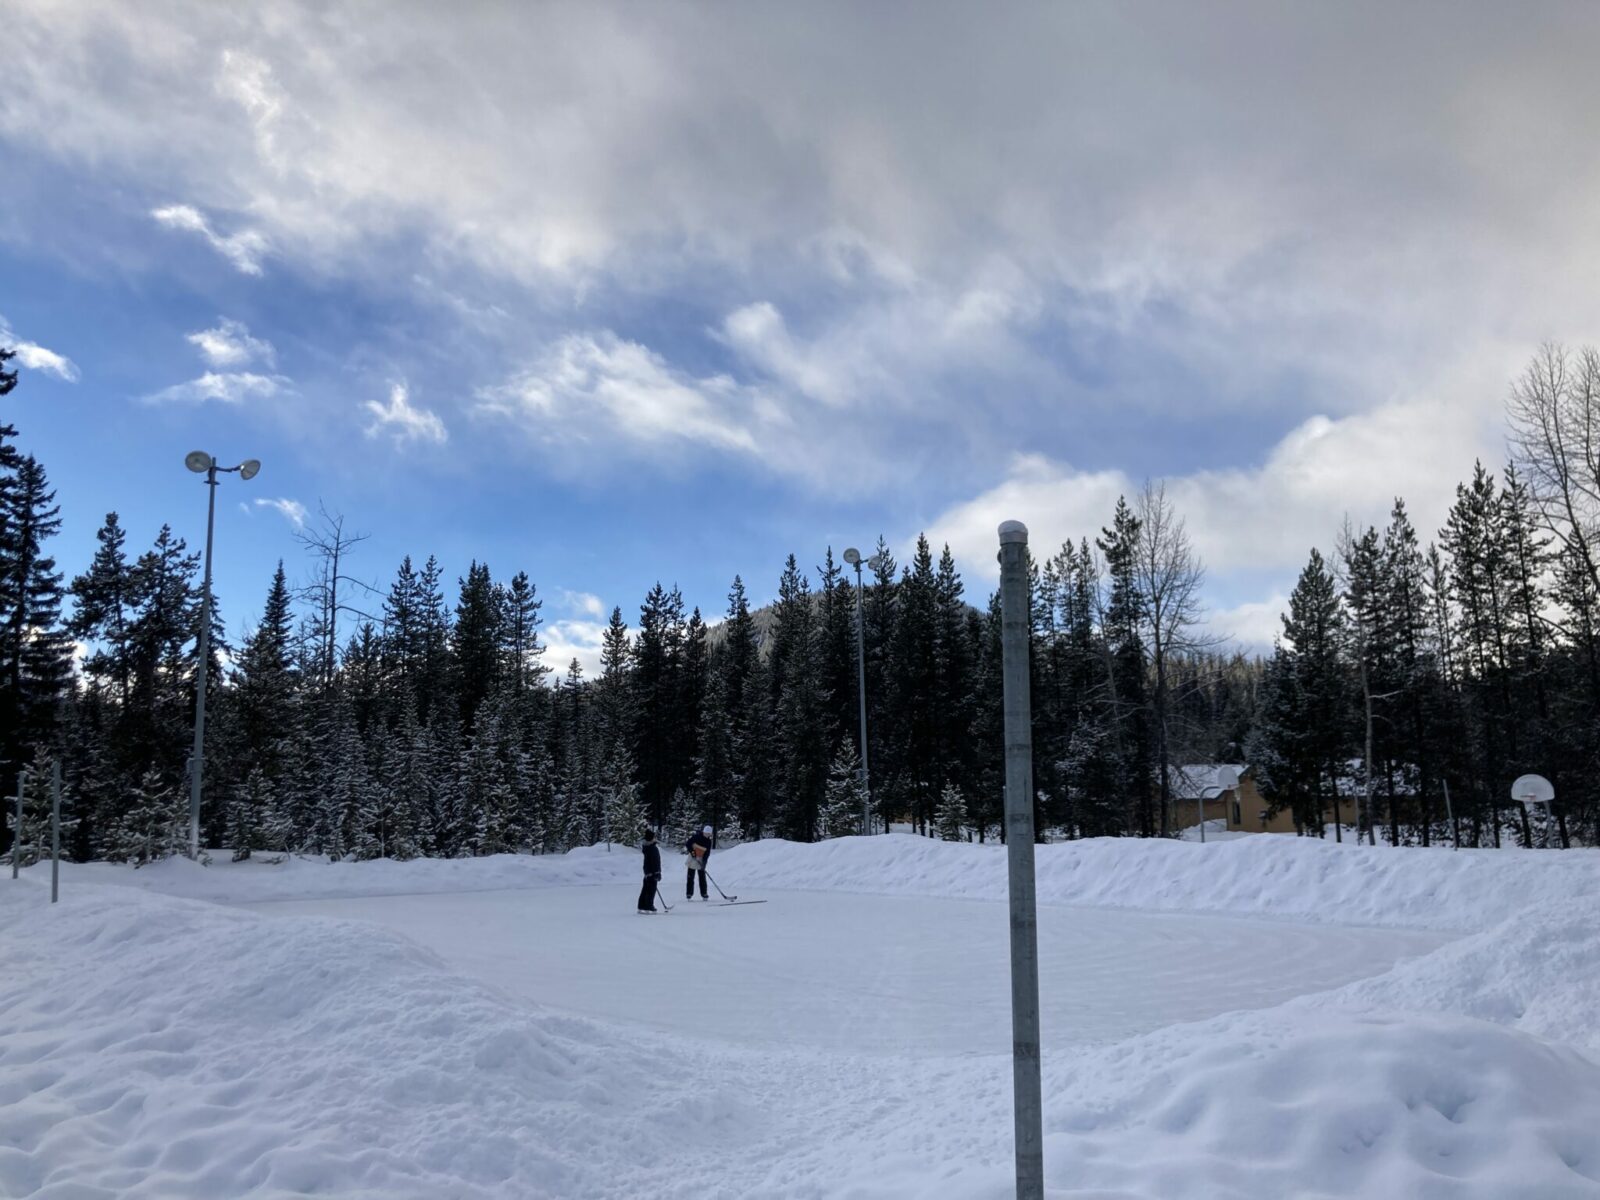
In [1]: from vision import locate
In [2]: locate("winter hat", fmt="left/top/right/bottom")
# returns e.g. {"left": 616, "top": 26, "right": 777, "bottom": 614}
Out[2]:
{"left": 644, "top": 829, "right": 656, "bottom": 842}
{"left": 702, "top": 825, "right": 713, "bottom": 836}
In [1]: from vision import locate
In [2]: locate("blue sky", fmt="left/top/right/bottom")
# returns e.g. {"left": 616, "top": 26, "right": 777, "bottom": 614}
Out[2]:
{"left": 5, "top": 3, "right": 1600, "bottom": 672}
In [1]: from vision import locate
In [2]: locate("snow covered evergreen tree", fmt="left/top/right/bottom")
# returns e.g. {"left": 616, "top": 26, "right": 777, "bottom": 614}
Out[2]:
{"left": 820, "top": 741, "right": 866, "bottom": 838}
{"left": 935, "top": 782, "right": 968, "bottom": 841}
{"left": 104, "top": 766, "right": 183, "bottom": 866}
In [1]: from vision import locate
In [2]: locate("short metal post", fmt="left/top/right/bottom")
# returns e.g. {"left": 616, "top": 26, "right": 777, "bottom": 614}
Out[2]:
{"left": 51, "top": 760, "right": 61, "bottom": 903}
{"left": 1442, "top": 779, "right": 1456, "bottom": 850}
{"left": 998, "top": 520, "right": 1044, "bottom": 1199}
{"left": 10, "top": 771, "right": 24, "bottom": 879}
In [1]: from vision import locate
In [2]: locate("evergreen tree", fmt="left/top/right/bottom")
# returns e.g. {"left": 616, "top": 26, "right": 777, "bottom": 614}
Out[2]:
{"left": 0, "top": 456, "right": 71, "bottom": 778}
{"left": 1097, "top": 498, "right": 1152, "bottom": 834}
{"left": 769, "top": 555, "right": 829, "bottom": 840}
{"left": 227, "top": 768, "right": 272, "bottom": 861}
{"left": 454, "top": 560, "right": 504, "bottom": 727}
{"left": 69, "top": 513, "right": 135, "bottom": 705}
{"left": 502, "top": 569, "right": 548, "bottom": 694}
{"left": 105, "top": 765, "right": 184, "bottom": 866}
{"left": 820, "top": 741, "right": 867, "bottom": 838}
{"left": 935, "top": 782, "right": 969, "bottom": 841}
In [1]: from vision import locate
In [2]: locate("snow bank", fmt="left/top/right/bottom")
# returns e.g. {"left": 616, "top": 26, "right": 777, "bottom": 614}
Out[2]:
{"left": 0, "top": 881, "right": 771, "bottom": 1199}
{"left": 38, "top": 842, "right": 636, "bottom": 904}
{"left": 1018, "top": 1008, "right": 1600, "bottom": 1200}
{"left": 35, "top": 832, "right": 1596, "bottom": 938}
{"left": 720, "top": 832, "right": 1600, "bottom": 932}
{"left": 1312, "top": 894, "right": 1600, "bottom": 1052}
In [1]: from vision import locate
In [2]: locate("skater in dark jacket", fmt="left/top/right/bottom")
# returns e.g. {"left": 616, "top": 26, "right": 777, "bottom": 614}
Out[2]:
{"left": 638, "top": 830, "right": 663, "bottom": 913}
{"left": 684, "top": 825, "right": 713, "bottom": 900}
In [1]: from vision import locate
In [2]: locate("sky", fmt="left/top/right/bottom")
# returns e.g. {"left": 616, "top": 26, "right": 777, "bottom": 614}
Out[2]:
{"left": 5, "top": 2, "right": 1600, "bottom": 675}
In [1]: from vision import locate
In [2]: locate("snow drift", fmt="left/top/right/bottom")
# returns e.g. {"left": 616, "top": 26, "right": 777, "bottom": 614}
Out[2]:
{"left": 721, "top": 831, "right": 1600, "bottom": 932}
{"left": 5, "top": 834, "right": 1600, "bottom": 1198}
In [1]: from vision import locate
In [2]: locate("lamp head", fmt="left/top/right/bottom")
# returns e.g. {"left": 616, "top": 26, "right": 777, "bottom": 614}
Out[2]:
{"left": 185, "top": 450, "right": 214, "bottom": 474}
{"left": 843, "top": 547, "right": 861, "bottom": 566}
{"left": 239, "top": 459, "right": 261, "bottom": 481}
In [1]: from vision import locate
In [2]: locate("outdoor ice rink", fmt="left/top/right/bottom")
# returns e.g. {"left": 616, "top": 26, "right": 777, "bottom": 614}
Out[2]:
{"left": 245, "top": 886, "right": 1448, "bottom": 1055}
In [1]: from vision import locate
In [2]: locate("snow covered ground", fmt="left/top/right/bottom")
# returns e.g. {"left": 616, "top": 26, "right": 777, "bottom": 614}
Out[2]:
{"left": 4, "top": 835, "right": 1599, "bottom": 1198}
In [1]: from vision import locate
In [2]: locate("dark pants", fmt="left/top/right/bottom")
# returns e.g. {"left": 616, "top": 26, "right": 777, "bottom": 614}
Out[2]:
{"left": 638, "top": 876, "right": 660, "bottom": 911}
{"left": 687, "top": 867, "right": 708, "bottom": 898}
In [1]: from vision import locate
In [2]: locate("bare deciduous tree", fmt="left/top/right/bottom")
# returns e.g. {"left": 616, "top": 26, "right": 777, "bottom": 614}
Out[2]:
{"left": 1134, "top": 481, "right": 1213, "bottom": 836}
{"left": 295, "top": 505, "right": 377, "bottom": 691}
{"left": 1508, "top": 343, "right": 1600, "bottom": 603}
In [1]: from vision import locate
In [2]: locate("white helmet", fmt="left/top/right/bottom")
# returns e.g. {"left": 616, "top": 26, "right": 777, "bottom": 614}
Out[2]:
{"left": 702, "top": 825, "right": 713, "bottom": 836}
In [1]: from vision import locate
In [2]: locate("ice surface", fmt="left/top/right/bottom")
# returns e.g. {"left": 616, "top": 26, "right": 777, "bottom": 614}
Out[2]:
{"left": 243, "top": 887, "right": 1445, "bottom": 1054}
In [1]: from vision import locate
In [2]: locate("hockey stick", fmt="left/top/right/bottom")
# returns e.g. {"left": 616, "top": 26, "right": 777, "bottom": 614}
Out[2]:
{"left": 653, "top": 879, "right": 673, "bottom": 912}
{"left": 703, "top": 869, "right": 737, "bottom": 902}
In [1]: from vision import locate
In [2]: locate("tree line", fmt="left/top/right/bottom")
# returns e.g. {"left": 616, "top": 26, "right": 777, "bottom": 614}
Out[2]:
{"left": 2, "top": 342, "right": 1597, "bottom": 866}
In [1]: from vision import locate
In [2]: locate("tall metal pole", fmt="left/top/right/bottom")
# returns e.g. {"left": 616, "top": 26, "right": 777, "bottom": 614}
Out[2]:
{"left": 190, "top": 462, "right": 219, "bottom": 860}
{"left": 998, "top": 519, "right": 1044, "bottom": 1199}
{"left": 50, "top": 759, "right": 61, "bottom": 903}
{"left": 852, "top": 560, "right": 872, "bottom": 835}
{"left": 11, "top": 770, "right": 24, "bottom": 880}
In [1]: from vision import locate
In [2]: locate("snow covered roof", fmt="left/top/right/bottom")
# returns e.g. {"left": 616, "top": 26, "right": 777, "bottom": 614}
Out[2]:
{"left": 1169, "top": 763, "right": 1250, "bottom": 801}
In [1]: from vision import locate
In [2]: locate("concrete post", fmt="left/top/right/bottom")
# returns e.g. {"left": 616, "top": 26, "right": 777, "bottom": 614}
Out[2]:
{"left": 51, "top": 759, "right": 61, "bottom": 903}
{"left": 998, "top": 519, "right": 1044, "bottom": 1198}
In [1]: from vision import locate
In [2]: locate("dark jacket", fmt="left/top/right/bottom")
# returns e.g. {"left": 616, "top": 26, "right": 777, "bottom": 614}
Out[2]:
{"left": 642, "top": 841, "right": 661, "bottom": 877}
{"left": 685, "top": 831, "right": 712, "bottom": 865}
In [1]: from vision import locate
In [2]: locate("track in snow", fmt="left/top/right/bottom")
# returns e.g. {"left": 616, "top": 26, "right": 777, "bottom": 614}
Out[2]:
{"left": 244, "top": 886, "right": 1447, "bottom": 1056}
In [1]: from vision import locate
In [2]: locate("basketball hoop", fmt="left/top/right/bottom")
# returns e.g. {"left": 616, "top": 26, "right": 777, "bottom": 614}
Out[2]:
{"left": 1510, "top": 774, "right": 1556, "bottom": 848}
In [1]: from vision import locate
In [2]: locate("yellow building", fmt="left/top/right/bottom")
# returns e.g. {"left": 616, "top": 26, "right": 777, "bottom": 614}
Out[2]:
{"left": 1168, "top": 764, "right": 1292, "bottom": 834}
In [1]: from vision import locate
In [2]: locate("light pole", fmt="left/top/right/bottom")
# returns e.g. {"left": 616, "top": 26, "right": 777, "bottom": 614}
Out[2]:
{"left": 185, "top": 450, "right": 259, "bottom": 859}
{"left": 843, "top": 548, "right": 880, "bottom": 835}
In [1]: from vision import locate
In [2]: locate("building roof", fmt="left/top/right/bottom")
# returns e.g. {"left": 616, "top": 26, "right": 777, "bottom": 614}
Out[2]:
{"left": 1169, "top": 763, "right": 1249, "bottom": 801}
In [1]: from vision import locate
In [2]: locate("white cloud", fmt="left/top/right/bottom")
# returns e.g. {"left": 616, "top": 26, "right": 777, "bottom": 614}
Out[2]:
{"left": 559, "top": 589, "right": 606, "bottom": 619}
{"left": 1207, "top": 595, "right": 1290, "bottom": 657}
{"left": 186, "top": 317, "right": 274, "bottom": 367}
{"left": 144, "top": 371, "right": 286, "bottom": 405}
{"left": 365, "top": 382, "right": 447, "bottom": 445}
{"left": 0, "top": 316, "right": 79, "bottom": 382}
{"left": 927, "top": 391, "right": 1493, "bottom": 587}
{"left": 253, "top": 497, "right": 307, "bottom": 528}
{"left": 477, "top": 332, "right": 763, "bottom": 456}
{"left": 151, "top": 204, "right": 268, "bottom": 275}
{"left": 543, "top": 617, "right": 622, "bottom": 682}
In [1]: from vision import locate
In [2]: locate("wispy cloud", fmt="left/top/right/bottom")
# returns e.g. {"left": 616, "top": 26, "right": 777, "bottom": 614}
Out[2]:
{"left": 151, "top": 204, "right": 268, "bottom": 275}
{"left": 477, "top": 331, "right": 764, "bottom": 456}
{"left": 365, "top": 382, "right": 447, "bottom": 445}
{"left": 252, "top": 497, "right": 307, "bottom": 528}
{"left": 0, "top": 315, "right": 79, "bottom": 382}
{"left": 145, "top": 371, "right": 286, "bottom": 405}
{"left": 186, "top": 318, "right": 274, "bottom": 368}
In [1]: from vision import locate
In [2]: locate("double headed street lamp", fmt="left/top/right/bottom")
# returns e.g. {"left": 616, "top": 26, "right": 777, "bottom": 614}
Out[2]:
{"left": 842, "top": 547, "right": 884, "bottom": 835}
{"left": 185, "top": 451, "right": 259, "bottom": 859}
